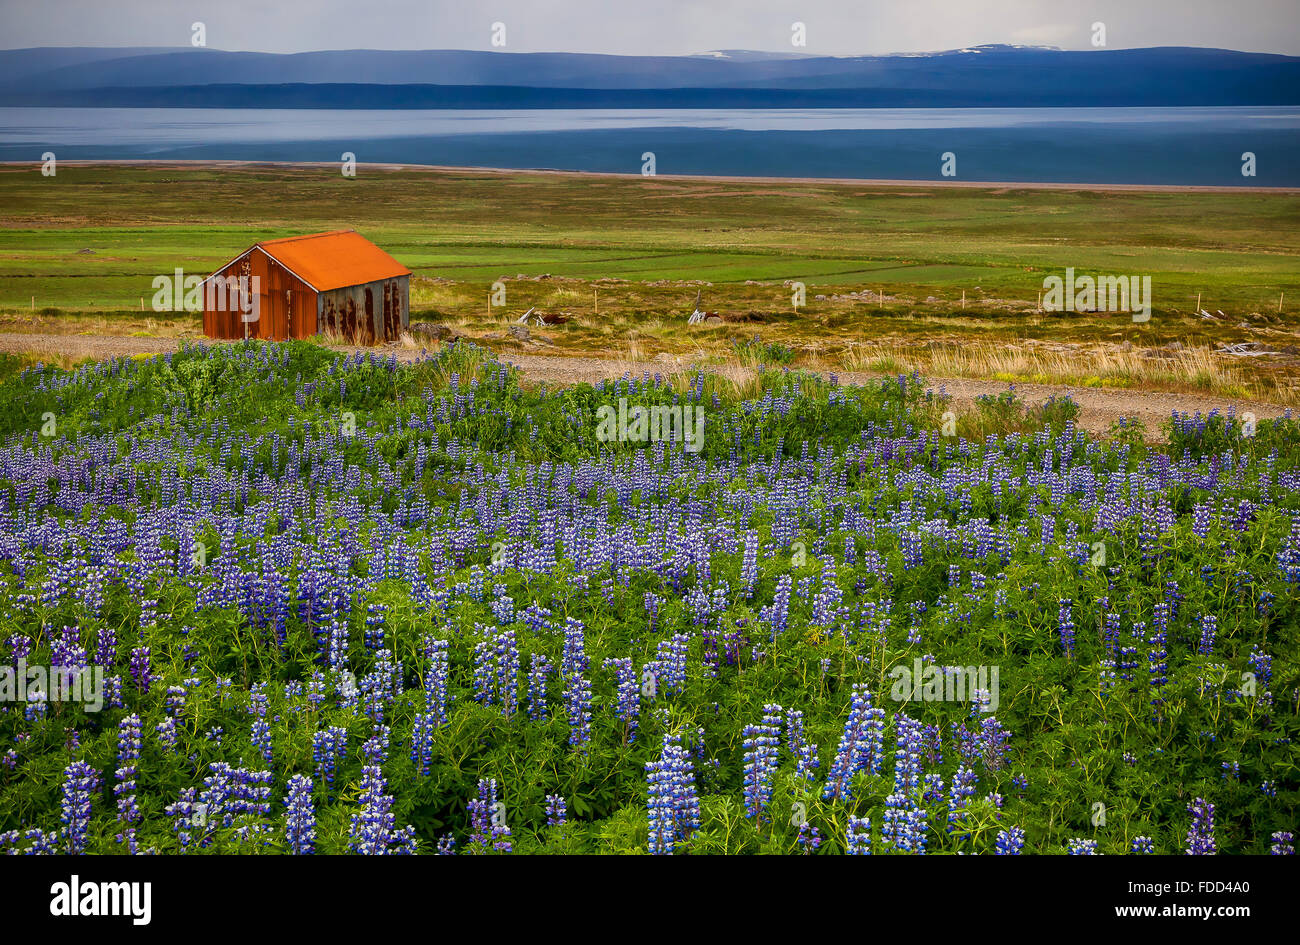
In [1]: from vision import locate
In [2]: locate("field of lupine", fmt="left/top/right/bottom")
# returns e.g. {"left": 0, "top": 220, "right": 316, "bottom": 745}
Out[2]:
{"left": 0, "top": 340, "right": 1295, "bottom": 855}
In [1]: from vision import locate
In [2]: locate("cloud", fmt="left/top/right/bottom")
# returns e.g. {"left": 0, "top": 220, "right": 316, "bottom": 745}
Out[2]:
{"left": 0, "top": 0, "right": 1296, "bottom": 56}
{"left": 1008, "top": 24, "right": 1078, "bottom": 48}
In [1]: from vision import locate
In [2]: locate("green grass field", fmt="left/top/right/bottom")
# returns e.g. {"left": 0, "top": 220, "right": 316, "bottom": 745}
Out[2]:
{"left": 2, "top": 163, "right": 1297, "bottom": 309}
{"left": 1, "top": 162, "right": 1298, "bottom": 402}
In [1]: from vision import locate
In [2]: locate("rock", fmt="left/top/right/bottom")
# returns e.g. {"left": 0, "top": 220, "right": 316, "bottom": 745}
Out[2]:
{"left": 410, "top": 322, "right": 454, "bottom": 341}
{"left": 508, "top": 324, "right": 531, "bottom": 341}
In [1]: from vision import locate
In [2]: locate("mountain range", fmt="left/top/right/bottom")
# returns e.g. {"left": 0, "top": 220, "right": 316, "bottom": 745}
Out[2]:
{"left": 0, "top": 44, "right": 1296, "bottom": 107}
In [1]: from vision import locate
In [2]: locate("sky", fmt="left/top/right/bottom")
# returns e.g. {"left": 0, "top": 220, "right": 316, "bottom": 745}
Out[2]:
{"left": 1, "top": 0, "right": 1297, "bottom": 56}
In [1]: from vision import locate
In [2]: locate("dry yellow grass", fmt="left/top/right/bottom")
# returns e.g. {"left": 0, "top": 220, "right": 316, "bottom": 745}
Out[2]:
{"left": 838, "top": 340, "right": 1292, "bottom": 404}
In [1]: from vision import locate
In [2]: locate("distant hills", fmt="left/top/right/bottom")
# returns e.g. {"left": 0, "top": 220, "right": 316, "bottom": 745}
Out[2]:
{"left": 1, "top": 44, "right": 1296, "bottom": 107}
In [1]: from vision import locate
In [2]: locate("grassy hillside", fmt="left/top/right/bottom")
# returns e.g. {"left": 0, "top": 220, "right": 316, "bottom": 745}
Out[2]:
{"left": 2, "top": 163, "right": 1296, "bottom": 307}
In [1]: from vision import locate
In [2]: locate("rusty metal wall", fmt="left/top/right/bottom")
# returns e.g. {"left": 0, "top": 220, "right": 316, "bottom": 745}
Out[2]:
{"left": 316, "top": 275, "right": 409, "bottom": 344}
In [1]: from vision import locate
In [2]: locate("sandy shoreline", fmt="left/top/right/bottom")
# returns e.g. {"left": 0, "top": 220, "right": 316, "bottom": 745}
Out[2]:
{"left": 1, "top": 159, "right": 1296, "bottom": 194}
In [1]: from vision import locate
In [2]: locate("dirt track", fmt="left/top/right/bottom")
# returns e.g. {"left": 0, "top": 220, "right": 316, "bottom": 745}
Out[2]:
{"left": 501, "top": 353, "right": 1291, "bottom": 436}
{"left": 1, "top": 331, "right": 1289, "bottom": 436}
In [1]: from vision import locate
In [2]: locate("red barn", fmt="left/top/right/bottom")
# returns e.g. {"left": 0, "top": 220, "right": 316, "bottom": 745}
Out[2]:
{"left": 201, "top": 230, "right": 411, "bottom": 344}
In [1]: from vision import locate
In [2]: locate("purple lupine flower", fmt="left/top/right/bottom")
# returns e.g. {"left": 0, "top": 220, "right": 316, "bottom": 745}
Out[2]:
{"left": 823, "top": 685, "right": 886, "bottom": 801}
{"left": 129, "top": 646, "right": 151, "bottom": 691}
{"left": 642, "top": 591, "right": 662, "bottom": 634}
{"left": 95, "top": 625, "right": 118, "bottom": 668}
{"left": 1058, "top": 599, "right": 1075, "bottom": 656}
{"left": 1185, "top": 798, "right": 1217, "bottom": 855}
{"left": 165, "top": 685, "right": 188, "bottom": 718}
{"left": 1192, "top": 502, "right": 1212, "bottom": 539}
{"left": 978, "top": 713, "right": 1013, "bottom": 773}
{"left": 1148, "top": 605, "right": 1169, "bottom": 714}
{"left": 761, "top": 574, "right": 791, "bottom": 641}
{"left": 61, "top": 760, "right": 98, "bottom": 854}
{"left": 248, "top": 683, "right": 273, "bottom": 764}
{"left": 545, "top": 794, "right": 567, "bottom": 827}
{"left": 284, "top": 774, "right": 316, "bottom": 855}
{"left": 650, "top": 634, "right": 690, "bottom": 695}
{"left": 796, "top": 821, "right": 822, "bottom": 853}
{"left": 647, "top": 732, "right": 700, "bottom": 855}
{"left": 424, "top": 636, "right": 449, "bottom": 724}
{"left": 527, "top": 653, "right": 552, "bottom": 720}
{"left": 1271, "top": 831, "right": 1295, "bottom": 855}
{"left": 467, "top": 778, "right": 512, "bottom": 853}
{"left": 811, "top": 559, "right": 843, "bottom": 631}
{"left": 1131, "top": 836, "right": 1155, "bottom": 854}
{"left": 1067, "top": 838, "right": 1099, "bottom": 855}
{"left": 892, "top": 712, "right": 925, "bottom": 798}
{"left": 920, "top": 721, "right": 943, "bottom": 769}
{"left": 196, "top": 762, "right": 273, "bottom": 841}
{"left": 411, "top": 711, "right": 436, "bottom": 776}
{"left": 564, "top": 672, "right": 593, "bottom": 748}
{"left": 741, "top": 703, "right": 782, "bottom": 819}
{"left": 740, "top": 530, "right": 759, "bottom": 599}
{"left": 1197, "top": 615, "right": 1217, "bottom": 655}
{"left": 522, "top": 601, "right": 553, "bottom": 636}
{"left": 472, "top": 638, "right": 493, "bottom": 707}
{"left": 364, "top": 601, "right": 387, "bottom": 651}
{"left": 786, "top": 708, "right": 819, "bottom": 781}
{"left": 165, "top": 788, "right": 202, "bottom": 851}
{"left": 561, "top": 619, "right": 592, "bottom": 748}
{"left": 995, "top": 826, "right": 1025, "bottom": 854}
{"left": 350, "top": 731, "right": 417, "bottom": 855}
{"left": 881, "top": 791, "right": 927, "bottom": 854}
{"left": 114, "top": 713, "right": 142, "bottom": 852}
{"left": 603, "top": 657, "right": 640, "bottom": 744}
{"left": 313, "top": 726, "right": 347, "bottom": 789}
{"left": 1246, "top": 645, "right": 1273, "bottom": 706}
{"left": 327, "top": 618, "right": 349, "bottom": 671}
{"left": 845, "top": 816, "right": 872, "bottom": 854}
{"left": 947, "top": 765, "right": 977, "bottom": 833}
{"left": 494, "top": 628, "right": 520, "bottom": 717}
{"left": 1101, "top": 607, "right": 1120, "bottom": 657}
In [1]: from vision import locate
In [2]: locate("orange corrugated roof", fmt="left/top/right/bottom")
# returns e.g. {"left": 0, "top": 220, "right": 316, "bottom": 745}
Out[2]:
{"left": 255, "top": 230, "right": 411, "bottom": 292}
